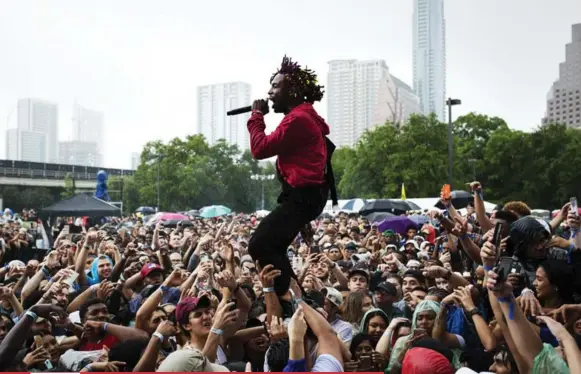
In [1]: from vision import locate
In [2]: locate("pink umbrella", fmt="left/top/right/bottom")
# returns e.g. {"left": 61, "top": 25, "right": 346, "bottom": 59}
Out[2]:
{"left": 147, "top": 212, "right": 189, "bottom": 225}
{"left": 158, "top": 213, "right": 189, "bottom": 221}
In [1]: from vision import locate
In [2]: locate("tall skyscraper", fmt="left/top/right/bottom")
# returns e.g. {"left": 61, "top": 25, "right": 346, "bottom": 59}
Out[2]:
{"left": 196, "top": 82, "right": 252, "bottom": 151}
{"left": 5, "top": 98, "right": 58, "bottom": 162}
{"left": 413, "top": 0, "right": 447, "bottom": 121}
{"left": 73, "top": 102, "right": 104, "bottom": 153}
{"left": 131, "top": 152, "right": 140, "bottom": 170}
{"left": 327, "top": 59, "right": 420, "bottom": 147}
{"left": 542, "top": 24, "right": 581, "bottom": 127}
{"left": 55, "top": 103, "right": 104, "bottom": 167}
{"left": 58, "top": 141, "right": 101, "bottom": 166}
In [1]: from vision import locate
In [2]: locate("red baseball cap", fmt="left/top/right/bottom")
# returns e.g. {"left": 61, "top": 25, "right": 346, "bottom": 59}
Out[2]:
{"left": 175, "top": 296, "right": 211, "bottom": 325}
{"left": 140, "top": 263, "right": 163, "bottom": 278}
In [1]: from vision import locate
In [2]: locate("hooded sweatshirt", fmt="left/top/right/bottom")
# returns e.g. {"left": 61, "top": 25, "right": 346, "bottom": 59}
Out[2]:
{"left": 88, "top": 255, "right": 113, "bottom": 286}
{"left": 359, "top": 308, "right": 390, "bottom": 334}
{"left": 247, "top": 103, "right": 329, "bottom": 188}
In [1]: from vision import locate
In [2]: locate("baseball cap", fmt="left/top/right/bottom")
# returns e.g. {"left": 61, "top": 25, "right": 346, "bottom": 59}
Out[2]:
{"left": 375, "top": 281, "right": 397, "bottom": 296}
{"left": 348, "top": 268, "right": 370, "bottom": 282}
{"left": 175, "top": 296, "right": 211, "bottom": 325}
{"left": 382, "top": 229, "right": 395, "bottom": 237}
{"left": 345, "top": 241, "right": 359, "bottom": 251}
{"left": 322, "top": 287, "right": 343, "bottom": 307}
{"left": 140, "top": 263, "right": 163, "bottom": 278}
{"left": 158, "top": 349, "right": 229, "bottom": 372}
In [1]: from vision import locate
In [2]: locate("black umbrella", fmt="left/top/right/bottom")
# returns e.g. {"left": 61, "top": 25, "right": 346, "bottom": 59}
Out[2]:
{"left": 366, "top": 212, "right": 395, "bottom": 223}
{"left": 389, "top": 199, "right": 422, "bottom": 212}
{"left": 136, "top": 206, "right": 156, "bottom": 214}
{"left": 435, "top": 190, "right": 474, "bottom": 209}
{"left": 359, "top": 199, "right": 406, "bottom": 216}
{"left": 161, "top": 219, "right": 194, "bottom": 228}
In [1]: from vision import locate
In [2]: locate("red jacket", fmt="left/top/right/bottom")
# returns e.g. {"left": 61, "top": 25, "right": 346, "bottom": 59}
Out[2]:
{"left": 247, "top": 103, "right": 329, "bottom": 188}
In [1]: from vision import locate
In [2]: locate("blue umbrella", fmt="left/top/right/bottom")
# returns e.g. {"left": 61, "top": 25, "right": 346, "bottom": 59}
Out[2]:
{"left": 200, "top": 205, "right": 231, "bottom": 218}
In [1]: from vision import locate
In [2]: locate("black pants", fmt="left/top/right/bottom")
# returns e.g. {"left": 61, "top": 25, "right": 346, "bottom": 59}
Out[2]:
{"left": 249, "top": 181, "right": 328, "bottom": 295}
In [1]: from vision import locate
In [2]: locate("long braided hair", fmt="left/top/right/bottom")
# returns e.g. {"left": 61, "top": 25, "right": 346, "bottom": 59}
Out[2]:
{"left": 270, "top": 55, "right": 324, "bottom": 104}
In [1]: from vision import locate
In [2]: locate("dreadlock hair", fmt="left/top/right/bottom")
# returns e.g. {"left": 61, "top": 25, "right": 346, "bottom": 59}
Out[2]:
{"left": 271, "top": 55, "right": 324, "bottom": 103}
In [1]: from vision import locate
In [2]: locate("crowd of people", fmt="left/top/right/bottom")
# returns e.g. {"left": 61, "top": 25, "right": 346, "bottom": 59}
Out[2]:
{"left": 0, "top": 182, "right": 580, "bottom": 373}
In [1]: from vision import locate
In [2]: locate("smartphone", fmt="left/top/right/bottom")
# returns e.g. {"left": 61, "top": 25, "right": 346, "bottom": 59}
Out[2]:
{"left": 441, "top": 184, "right": 451, "bottom": 200}
{"left": 62, "top": 225, "right": 70, "bottom": 235}
{"left": 63, "top": 271, "right": 79, "bottom": 287}
{"left": 493, "top": 257, "right": 515, "bottom": 291}
{"left": 493, "top": 222, "right": 504, "bottom": 262}
{"left": 359, "top": 355, "right": 372, "bottom": 370}
{"left": 571, "top": 197, "right": 578, "bottom": 217}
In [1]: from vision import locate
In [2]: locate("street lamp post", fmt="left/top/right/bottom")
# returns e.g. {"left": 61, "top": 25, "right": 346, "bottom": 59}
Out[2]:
{"left": 156, "top": 155, "right": 161, "bottom": 212}
{"left": 446, "top": 98, "right": 462, "bottom": 188}
{"left": 251, "top": 174, "right": 275, "bottom": 210}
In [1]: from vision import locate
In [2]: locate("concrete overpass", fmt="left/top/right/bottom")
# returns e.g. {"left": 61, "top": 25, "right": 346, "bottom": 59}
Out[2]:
{"left": 0, "top": 161, "right": 135, "bottom": 189}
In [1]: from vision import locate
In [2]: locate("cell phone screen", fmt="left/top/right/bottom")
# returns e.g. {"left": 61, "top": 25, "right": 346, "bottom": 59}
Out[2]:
{"left": 493, "top": 222, "right": 503, "bottom": 262}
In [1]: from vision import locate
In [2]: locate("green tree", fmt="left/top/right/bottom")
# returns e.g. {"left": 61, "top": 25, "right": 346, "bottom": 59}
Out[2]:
{"left": 61, "top": 173, "right": 76, "bottom": 199}
{"left": 339, "top": 123, "right": 399, "bottom": 198}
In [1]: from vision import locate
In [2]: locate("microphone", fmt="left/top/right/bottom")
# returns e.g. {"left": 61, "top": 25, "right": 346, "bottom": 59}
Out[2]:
{"left": 226, "top": 105, "right": 251, "bottom": 116}
{"left": 226, "top": 99, "right": 269, "bottom": 116}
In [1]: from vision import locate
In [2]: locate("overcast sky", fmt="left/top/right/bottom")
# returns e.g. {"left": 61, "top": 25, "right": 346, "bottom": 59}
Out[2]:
{"left": 0, "top": 0, "right": 579, "bottom": 169}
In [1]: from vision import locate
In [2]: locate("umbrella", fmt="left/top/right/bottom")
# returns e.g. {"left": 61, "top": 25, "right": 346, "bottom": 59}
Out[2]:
{"left": 366, "top": 212, "right": 395, "bottom": 223}
{"left": 408, "top": 215, "right": 429, "bottom": 226}
{"left": 136, "top": 206, "right": 156, "bottom": 214}
{"left": 341, "top": 199, "right": 367, "bottom": 212}
{"left": 359, "top": 199, "right": 405, "bottom": 216}
{"left": 200, "top": 205, "right": 231, "bottom": 218}
{"left": 186, "top": 209, "right": 200, "bottom": 217}
{"left": 390, "top": 199, "right": 422, "bottom": 211}
{"left": 146, "top": 212, "right": 189, "bottom": 226}
{"left": 435, "top": 190, "right": 474, "bottom": 210}
{"left": 389, "top": 199, "right": 422, "bottom": 212}
{"left": 377, "top": 216, "right": 417, "bottom": 235}
{"left": 161, "top": 219, "right": 194, "bottom": 228}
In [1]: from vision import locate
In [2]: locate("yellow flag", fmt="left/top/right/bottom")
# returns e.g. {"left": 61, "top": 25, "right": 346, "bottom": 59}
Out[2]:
{"left": 401, "top": 183, "right": 407, "bottom": 200}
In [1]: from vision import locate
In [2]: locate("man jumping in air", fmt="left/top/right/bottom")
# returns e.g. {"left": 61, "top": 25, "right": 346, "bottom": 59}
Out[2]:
{"left": 247, "top": 56, "right": 337, "bottom": 296}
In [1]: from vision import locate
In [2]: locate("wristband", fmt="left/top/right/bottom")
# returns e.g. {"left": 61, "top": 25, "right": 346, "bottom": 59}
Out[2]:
{"left": 25, "top": 310, "right": 38, "bottom": 321}
{"left": 102, "top": 322, "right": 109, "bottom": 332}
{"left": 460, "top": 234, "right": 468, "bottom": 240}
{"left": 211, "top": 327, "right": 224, "bottom": 336}
{"left": 483, "top": 265, "right": 493, "bottom": 271}
{"left": 497, "top": 296, "right": 515, "bottom": 320}
{"left": 41, "top": 266, "right": 50, "bottom": 278}
{"left": 84, "top": 364, "right": 93, "bottom": 372}
{"left": 252, "top": 110, "right": 263, "bottom": 115}
{"left": 152, "top": 331, "right": 165, "bottom": 343}
{"left": 476, "top": 191, "right": 484, "bottom": 200}
{"left": 263, "top": 287, "right": 275, "bottom": 293}
{"left": 571, "top": 229, "right": 579, "bottom": 239}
